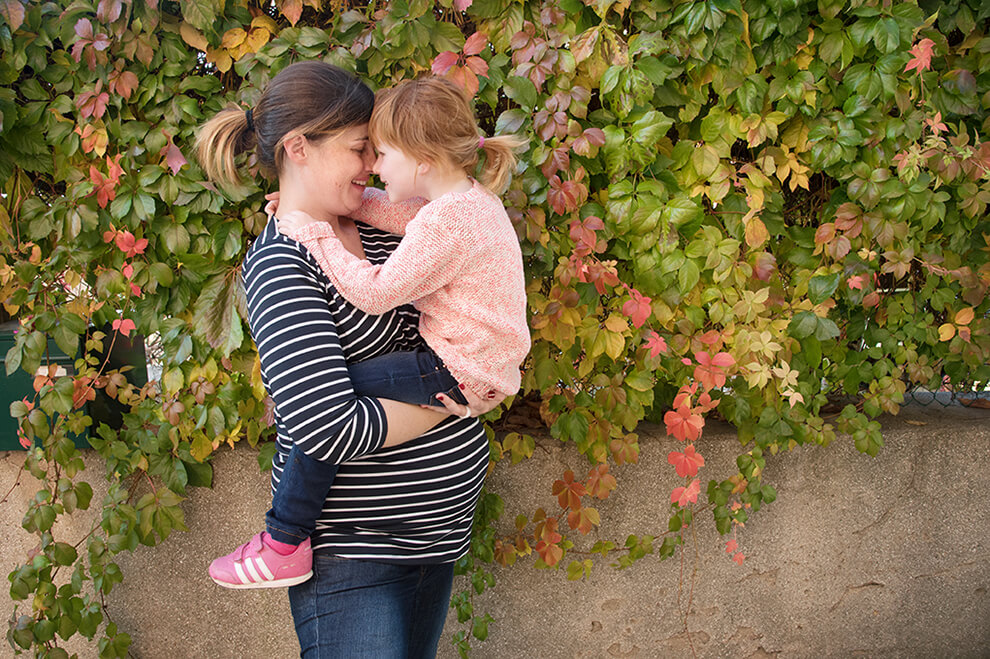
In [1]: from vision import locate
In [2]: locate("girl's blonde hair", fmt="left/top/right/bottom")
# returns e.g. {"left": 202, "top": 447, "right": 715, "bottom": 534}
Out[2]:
{"left": 196, "top": 61, "right": 374, "bottom": 187}
{"left": 369, "top": 77, "right": 525, "bottom": 194}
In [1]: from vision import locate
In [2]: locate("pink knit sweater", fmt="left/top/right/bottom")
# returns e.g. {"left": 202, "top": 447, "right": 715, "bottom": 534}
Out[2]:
{"left": 285, "top": 183, "right": 530, "bottom": 397}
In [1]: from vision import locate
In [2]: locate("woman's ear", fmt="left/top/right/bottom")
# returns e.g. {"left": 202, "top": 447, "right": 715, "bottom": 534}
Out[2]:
{"left": 282, "top": 133, "right": 308, "bottom": 165}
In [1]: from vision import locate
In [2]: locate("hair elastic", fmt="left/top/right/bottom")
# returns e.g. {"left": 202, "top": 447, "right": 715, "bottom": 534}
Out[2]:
{"left": 478, "top": 135, "right": 485, "bottom": 149}
{"left": 245, "top": 108, "right": 255, "bottom": 132}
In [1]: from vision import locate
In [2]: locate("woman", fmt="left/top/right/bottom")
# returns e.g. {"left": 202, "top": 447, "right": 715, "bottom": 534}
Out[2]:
{"left": 196, "top": 61, "right": 499, "bottom": 657}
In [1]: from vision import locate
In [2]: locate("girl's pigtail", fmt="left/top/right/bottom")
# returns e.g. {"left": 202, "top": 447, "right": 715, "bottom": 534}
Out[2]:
{"left": 195, "top": 106, "right": 255, "bottom": 187}
{"left": 478, "top": 134, "right": 527, "bottom": 194}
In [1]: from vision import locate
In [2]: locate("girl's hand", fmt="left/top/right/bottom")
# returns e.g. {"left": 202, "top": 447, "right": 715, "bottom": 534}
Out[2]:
{"left": 431, "top": 386, "right": 505, "bottom": 419}
{"left": 276, "top": 210, "right": 324, "bottom": 237}
{"left": 264, "top": 191, "right": 280, "bottom": 217}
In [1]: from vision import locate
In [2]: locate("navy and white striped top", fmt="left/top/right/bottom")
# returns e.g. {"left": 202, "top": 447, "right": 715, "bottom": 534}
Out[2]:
{"left": 242, "top": 217, "right": 489, "bottom": 563}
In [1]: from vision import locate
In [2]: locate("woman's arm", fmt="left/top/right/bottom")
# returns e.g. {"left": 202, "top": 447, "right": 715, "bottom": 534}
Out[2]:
{"left": 281, "top": 212, "right": 467, "bottom": 315}
{"left": 243, "top": 243, "right": 447, "bottom": 461}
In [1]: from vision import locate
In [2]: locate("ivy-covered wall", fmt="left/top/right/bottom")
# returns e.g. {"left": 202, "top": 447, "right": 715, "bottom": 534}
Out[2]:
{"left": 1, "top": 0, "right": 988, "bottom": 656}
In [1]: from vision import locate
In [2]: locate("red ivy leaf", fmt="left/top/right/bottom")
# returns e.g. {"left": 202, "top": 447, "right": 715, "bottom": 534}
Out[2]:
{"left": 1, "top": 1, "right": 25, "bottom": 31}
{"left": 108, "top": 69, "right": 139, "bottom": 99}
{"left": 670, "top": 479, "right": 700, "bottom": 507}
{"left": 552, "top": 470, "right": 586, "bottom": 509}
{"left": 463, "top": 31, "right": 488, "bottom": 56}
{"left": 585, "top": 464, "right": 617, "bottom": 500}
{"left": 566, "top": 506, "right": 600, "bottom": 534}
{"left": 453, "top": 0, "right": 473, "bottom": 10}
{"left": 645, "top": 331, "right": 668, "bottom": 358}
{"left": 431, "top": 51, "right": 458, "bottom": 76}
{"left": 725, "top": 539, "right": 738, "bottom": 553}
{"left": 163, "top": 141, "right": 188, "bottom": 175}
{"left": 663, "top": 405, "right": 704, "bottom": 442}
{"left": 667, "top": 444, "right": 705, "bottom": 478}
{"left": 904, "top": 38, "right": 935, "bottom": 74}
{"left": 465, "top": 55, "right": 489, "bottom": 78}
{"left": 280, "top": 0, "right": 304, "bottom": 25}
{"left": 535, "top": 539, "right": 563, "bottom": 566}
{"left": 621, "top": 290, "right": 652, "bottom": 328}
{"left": 112, "top": 318, "right": 136, "bottom": 337}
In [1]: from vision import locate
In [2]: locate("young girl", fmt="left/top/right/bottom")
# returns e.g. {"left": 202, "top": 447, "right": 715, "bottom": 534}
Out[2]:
{"left": 208, "top": 76, "right": 530, "bottom": 589}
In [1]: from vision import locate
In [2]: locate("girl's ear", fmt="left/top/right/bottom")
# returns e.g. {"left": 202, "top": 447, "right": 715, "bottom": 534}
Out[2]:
{"left": 282, "top": 133, "right": 308, "bottom": 165}
{"left": 416, "top": 160, "right": 431, "bottom": 176}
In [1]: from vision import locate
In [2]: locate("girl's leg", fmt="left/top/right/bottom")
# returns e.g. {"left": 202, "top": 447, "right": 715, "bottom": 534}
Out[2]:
{"left": 289, "top": 555, "right": 455, "bottom": 659}
{"left": 347, "top": 345, "right": 467, "bottom": 406}
{"left": 265, "top": 445, "right": 338, "bottom": 546}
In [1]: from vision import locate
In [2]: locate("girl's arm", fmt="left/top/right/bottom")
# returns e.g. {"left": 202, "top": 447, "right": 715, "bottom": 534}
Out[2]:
{"left": 282, "top": 211, "right": 467, "bottom": 315}
{"left": 349, "top": 187, "right": 426, "bottom": 235}
{"left": 243, "top": 242, "right": 447, "bottom": 461}
{"left": 265, "top": 188, "right": 424, "bottom": 235}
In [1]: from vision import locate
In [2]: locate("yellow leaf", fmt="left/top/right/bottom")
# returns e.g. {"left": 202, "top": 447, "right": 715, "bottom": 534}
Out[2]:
{"left": 190, "top": 435, "right": 213, "bottom": 462}
{"left": 162, "top": 367, "right": 185, "bottom": 394}
{"left": 221, "top": 27, "right": 247, "bottom": 49}
{"left": 603, "top": 314, "right": 628, "bottom": 333}
{"left": 604, "top": 332, "right": 625, "bottom": 360}
{"left": 955, "top": 307, "right": 975, "bottom": 325}
{"left": 207, "top": 48, "right": 232, "bottom": 73}
{"left": 938, "top": 323, "right": 956, "bottom": 341}
{"left": 245, "top": 27, "right": 271, "bottom": 53}
{"left": 251, "top": 14, "right": 279, "bottom": 32}
{"left": 745, "top": 217, "right": 769, "bottom": 247}
{"left": 179, "top": 22, "right": 209, "bottom": 51}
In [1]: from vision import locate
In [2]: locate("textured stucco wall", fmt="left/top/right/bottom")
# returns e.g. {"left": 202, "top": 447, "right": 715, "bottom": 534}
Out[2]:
{"left": 1, "top": 404, "right": 987, "bottom": 658}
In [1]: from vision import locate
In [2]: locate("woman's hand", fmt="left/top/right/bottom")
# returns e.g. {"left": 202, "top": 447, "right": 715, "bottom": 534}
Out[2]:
{"left": 431, "top": 386, "right": 506, "bottom": 419}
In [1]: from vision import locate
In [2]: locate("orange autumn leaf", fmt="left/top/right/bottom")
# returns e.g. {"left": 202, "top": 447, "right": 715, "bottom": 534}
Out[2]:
{"left": 667, "top": 444, "right": 705, "bottom": 478}
{"left": 664, "top": 404, "right": 704, "bottom": 442}
{"left": 552, "top": 470, "right": 586, "bottom": 509}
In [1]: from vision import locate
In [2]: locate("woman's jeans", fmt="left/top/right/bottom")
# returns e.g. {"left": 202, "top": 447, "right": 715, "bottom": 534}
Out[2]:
{"left": 289, "top": 554, "right": 454, "bottom": 658}
{"left": 265, "top": 346, "right": 467, "bottom": 545}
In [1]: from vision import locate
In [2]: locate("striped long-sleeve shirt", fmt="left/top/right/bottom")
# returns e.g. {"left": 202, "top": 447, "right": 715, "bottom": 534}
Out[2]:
{"left": 242, "top": 217, "right": 489, "bottom": 563}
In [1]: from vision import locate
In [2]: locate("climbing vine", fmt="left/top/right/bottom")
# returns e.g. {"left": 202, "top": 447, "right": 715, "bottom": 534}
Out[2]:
{"left": 1, "top": 0, "right": 988, "bottom": 656}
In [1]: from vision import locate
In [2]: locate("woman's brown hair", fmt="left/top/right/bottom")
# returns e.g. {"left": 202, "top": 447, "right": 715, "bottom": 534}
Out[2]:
{"left": 368, "top": 77, "right": 524, "bottom": 194}
{"left": 196, "top": 61, "right": 374, "bottom": 187}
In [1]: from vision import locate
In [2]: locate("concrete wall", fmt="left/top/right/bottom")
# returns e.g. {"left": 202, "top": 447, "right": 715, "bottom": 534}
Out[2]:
{"left": 2, "top": 404, "right": 988, "bottom": 658}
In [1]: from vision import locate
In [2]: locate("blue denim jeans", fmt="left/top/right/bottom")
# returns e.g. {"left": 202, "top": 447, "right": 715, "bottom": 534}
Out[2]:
{"left": 265, "top": 346, "right": 466, "bottom": 545}
{"left": 288, "top": 554, "right": 455, "bottom": 658}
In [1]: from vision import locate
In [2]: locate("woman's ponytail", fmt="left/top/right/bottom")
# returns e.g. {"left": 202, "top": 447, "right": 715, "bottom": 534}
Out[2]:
{"left": 195, "top": 106, "right": 255, "bottom": 187}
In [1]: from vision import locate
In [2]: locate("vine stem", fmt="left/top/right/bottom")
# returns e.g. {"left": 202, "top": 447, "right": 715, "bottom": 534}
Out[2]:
{"left": 0, "top": 459, "right": 26, "bottom": 505}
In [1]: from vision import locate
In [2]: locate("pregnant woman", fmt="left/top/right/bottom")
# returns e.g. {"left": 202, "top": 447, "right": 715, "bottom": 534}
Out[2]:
{"left": 196, "top": 61, "right": 499, "bottom": 657}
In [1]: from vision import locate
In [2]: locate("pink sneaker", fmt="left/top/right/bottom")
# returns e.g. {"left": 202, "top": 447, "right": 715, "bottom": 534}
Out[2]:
{"left": 209, "top": 532, "right": 313, "bottom": 589}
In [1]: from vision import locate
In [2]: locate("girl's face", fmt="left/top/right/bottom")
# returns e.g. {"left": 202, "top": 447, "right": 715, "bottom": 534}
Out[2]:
{"left": 372, "top": 142, "right": 423, "bottom": 203}
{"left": 306, "top": 124, "right": 375, "bottom": 217}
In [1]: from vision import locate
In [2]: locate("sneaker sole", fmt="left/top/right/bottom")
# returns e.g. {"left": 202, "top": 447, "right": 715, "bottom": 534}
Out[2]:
{"left": 211, "top": 570, "right": 314, "bottom": 590}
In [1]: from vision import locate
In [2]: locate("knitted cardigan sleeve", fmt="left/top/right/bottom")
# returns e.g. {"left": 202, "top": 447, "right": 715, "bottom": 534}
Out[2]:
{"left": 349, "top": 187, "right": 426, "bottom": 236}
{"left": 286, "top": 209, "right": 467, "bottom": 315}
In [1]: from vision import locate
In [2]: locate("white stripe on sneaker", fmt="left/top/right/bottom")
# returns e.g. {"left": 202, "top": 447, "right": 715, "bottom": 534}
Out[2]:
{"left": 255, "top": 556, "right": 275, "bottom": 580}
{"left": 234, "top": 562, "right": 251, "bottom": 584}
{"left": 243, "top": 558, "right": 262, "bottom": 583}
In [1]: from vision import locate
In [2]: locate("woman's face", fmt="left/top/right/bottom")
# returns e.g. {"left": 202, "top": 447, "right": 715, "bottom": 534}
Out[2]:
{"left": 306, "top": 124, "right": 375, "bottom": 217}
